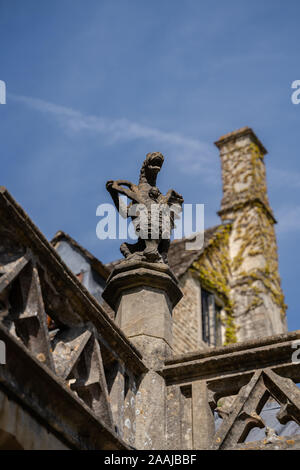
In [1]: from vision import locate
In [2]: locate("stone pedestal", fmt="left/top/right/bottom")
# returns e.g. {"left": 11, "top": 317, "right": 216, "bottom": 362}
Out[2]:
{"left": 102, "top": 260, "right": 182, "bottom": 449}
{"left": 103, "top": 261, "right": 182, "bottom": 361}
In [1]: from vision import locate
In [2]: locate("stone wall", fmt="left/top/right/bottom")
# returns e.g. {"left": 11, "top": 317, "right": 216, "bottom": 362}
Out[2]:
{"left": 0, "top": 389, "right": 69, "bottom": 450}
{"left": 172, "top": 272, "right": 204, "bottom": 355}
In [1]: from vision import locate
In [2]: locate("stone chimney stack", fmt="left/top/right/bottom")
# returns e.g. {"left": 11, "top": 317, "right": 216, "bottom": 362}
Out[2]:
{"left": 215, "top": 127, "right": 287, "bottom": 341}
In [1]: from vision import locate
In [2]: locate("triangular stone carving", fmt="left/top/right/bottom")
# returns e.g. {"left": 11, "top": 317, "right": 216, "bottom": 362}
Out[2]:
{"left": 15, "top": 260, "right": 55, "bottom": 370}
{"left": 71, "top": 333, "right": 114, "bottom": 427}
{"left": 212, "top": 369, "right": 300, "bottom": 449}
{"left": 0, "top": 251, "right": 54, "bottom": 371}
{"left": 51, "top": 326, "right": 92, "bottom": 379}
{"left": 0, "top": 253, "right": 30, "bottom": 293}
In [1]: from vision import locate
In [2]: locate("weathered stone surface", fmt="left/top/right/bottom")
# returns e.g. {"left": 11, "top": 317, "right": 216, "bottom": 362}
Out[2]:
{"left": 0, "top": 322, "right": 128, "bottom": 450}
{"left": 103, "top": 258, "right": 183, "bottom": 449}
{"left": 0, "top": 187, "right": 143, "bottom": 449}
{"left": 163, "top": 330, "right": 300, "bottom": 450}
{"left": 0, "top": 388, "right": 68, "bottom": 450}
{"left": 106, "top": 152, "right": 183, "bottom": 264}
{"left": 168, "top": 128, "right": 288, "bottom": 351}
{"left": 172, "top": 271, "right": 207, "bottom": 355}
{"left": 192, "top": 381, "right": 215, "bottom": 449}
{"left": 117, "top": 288, "right": 173, "bottom": 349}
{"left": 103, "top": 260, "right": 182, "bottom": 311}
{"left": 0, "top": 128, "right": 298, "bottom": 451}
{"left": 135, "top": 370, "right": 168, "bottom": 449}
{"left": 215, "top": 127, "right": 287, "bottom": 342}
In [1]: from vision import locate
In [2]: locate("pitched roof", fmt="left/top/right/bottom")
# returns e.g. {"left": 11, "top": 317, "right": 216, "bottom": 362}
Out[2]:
{"left": 167, "top": 225, "right": 221, "bottom": 277}
{"left": 51, "top": 230, "right": 110, "bottom": 280}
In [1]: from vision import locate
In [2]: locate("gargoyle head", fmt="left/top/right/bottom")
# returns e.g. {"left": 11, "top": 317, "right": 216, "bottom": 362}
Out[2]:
{"left": 139, "top": 152, "right": 164, "bottom": 185}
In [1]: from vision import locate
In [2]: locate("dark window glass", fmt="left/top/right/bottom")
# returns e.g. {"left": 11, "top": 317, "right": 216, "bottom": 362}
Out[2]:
{"left": 201, "top": 289, "right": 221, "bottom": 346}
{"left": 201, "top": 289, "right": 211, "bottom": 344}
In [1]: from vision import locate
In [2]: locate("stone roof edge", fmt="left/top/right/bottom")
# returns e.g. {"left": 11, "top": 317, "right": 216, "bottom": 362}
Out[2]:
{"left": 0, "top": 322, "right": 129, "bottom": 450}
{"left": 165, "top": 329, "right": 300, "bottom": 366}
{"left": 0, "top": 187, "right": 147, "bottom": 373}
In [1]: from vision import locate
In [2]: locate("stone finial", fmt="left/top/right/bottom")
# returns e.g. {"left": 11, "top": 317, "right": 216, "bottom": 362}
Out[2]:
{"left": 106, "top": 152, "right": 184, "bottom": 265}
{"left": 102, "top": 179, "right": 184, "bottom": 449}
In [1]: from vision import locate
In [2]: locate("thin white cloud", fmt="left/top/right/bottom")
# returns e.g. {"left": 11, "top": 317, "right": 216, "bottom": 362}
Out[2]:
{"left": 9, "top": 93, "right": 215, "bottom": 175}
{"left": 276, "top": 205, "right": 300, "bottom": 234}
{"left": 11, "top": 93, "right": 298, "bottom": 200}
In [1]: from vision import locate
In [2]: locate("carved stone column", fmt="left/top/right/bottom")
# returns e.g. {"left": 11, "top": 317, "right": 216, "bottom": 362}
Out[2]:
{"left": 103, "top": 260, "right": 182, "bottom": 449}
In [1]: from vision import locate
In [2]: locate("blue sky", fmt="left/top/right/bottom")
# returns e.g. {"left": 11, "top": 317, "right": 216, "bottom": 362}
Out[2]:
{"left": 1, "top": 0, "right": 300, "bottom": 330}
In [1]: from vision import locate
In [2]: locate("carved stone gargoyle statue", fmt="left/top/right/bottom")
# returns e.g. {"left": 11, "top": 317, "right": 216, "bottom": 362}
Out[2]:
{"left": 106, "top": 152, "right": 184, "bottom": 264}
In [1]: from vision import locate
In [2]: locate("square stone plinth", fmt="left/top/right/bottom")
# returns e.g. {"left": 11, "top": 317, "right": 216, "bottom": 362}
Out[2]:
{"left": 116, "top": 286, "right": 173, "bottom": 349}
